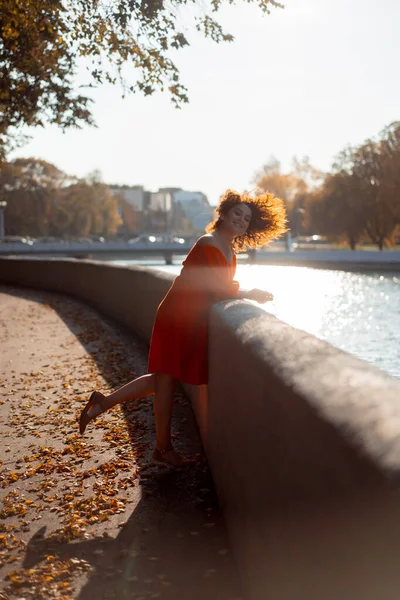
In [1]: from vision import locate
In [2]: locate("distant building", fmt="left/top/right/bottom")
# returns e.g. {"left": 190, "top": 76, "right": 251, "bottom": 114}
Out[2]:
{"left": 110, "top": 185, "right": 149, "bottom": 211}
{"left": 168, "top": 189, "right": 214, "bottom": 232}
{"left": 110, "top": 185, "right": 212, "bottom": 235}
{"left": 149, "top": 190, "right": 172, "bottom": 213}
{"left": 110, "top": 186, "right": 149, "bottom": 233}
{"left": 147, "top": 190, "right": 173, "bottom": 232}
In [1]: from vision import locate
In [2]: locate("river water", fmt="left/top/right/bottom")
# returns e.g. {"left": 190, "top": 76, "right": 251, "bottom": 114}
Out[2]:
{"left": 114, "top": 260, "right": 400, "bottom": 379}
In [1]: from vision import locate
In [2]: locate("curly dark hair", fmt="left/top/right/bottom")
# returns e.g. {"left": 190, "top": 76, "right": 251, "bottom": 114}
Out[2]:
{"left": 206, "top": 189, "right": 288, "bottom": 252}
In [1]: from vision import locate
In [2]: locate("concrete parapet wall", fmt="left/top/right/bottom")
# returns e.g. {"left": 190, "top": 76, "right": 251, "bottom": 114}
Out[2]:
{"left": 0, "top": 257, "right": 172, "bottom": 342}
{"left": 207, "top": 301, "right": 400, "bottom": 600}
{"left": 2, "top": 257, "right": 400, "bottom": 599}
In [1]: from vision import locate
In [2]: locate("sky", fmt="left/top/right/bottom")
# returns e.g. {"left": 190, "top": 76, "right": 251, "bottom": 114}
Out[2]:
{"left": 9, "top": 0, "right": 400, "bottom": 205}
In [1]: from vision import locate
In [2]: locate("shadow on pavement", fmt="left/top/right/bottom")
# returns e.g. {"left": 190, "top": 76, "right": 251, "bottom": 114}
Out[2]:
{"left": 1, "top": 284, "right": 242, "bottom": 600}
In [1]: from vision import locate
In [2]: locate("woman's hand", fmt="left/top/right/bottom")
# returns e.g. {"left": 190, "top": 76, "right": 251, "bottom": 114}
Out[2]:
{"left": 248, "top": 288, "right": 274, "bottom": 304}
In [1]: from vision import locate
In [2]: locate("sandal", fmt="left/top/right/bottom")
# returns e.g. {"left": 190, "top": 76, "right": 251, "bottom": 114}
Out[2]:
{"left": 152, "top": 447, "right": 195, "bottom": 468}
{"left": 79, "top": 391, "right": 106, "bottom": 435}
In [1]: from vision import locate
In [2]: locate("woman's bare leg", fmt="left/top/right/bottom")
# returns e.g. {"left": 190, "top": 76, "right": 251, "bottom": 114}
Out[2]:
{"left": 102, "top": 373, "right": 157, "bottom": 411}
{"left": 153, "top": 373, "right": 177, "bottom": 450}
{"left": 152, "top": 374, "right": 193, "bottom": 466}
{"left": 81, "top": 372, "right": 193, "bottom": 465}
{"left": 92, "top": 372, "right": 178, "bottom": 451}
{"left": 86, "top": 373, "right": 157, "bottom": 420}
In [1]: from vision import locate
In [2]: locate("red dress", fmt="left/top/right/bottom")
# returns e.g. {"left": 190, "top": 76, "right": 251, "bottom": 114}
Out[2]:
{"left": 147, "top": 243, "right": 239, "bottom": 385}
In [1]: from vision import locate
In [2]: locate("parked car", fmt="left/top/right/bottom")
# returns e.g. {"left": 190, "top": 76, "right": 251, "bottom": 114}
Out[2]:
{"left": 128, "top": 234, "right": 155, "bottom": 244}
{"left": 155, "top": 234, "right": 186, "bottom": 244}
{"left": 0, "top": 235, "right": 34, "bottom": 245}
{"left": 302, "top": 235, "right": 329, "bottom": 244}
{"left": 128, "top": 234, "right": 187, "bottom": 245}
{"left": 36, "top": 237, "right": 66, "bottom": 243}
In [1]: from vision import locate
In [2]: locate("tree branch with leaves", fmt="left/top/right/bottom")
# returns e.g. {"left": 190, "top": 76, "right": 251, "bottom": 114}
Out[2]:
{"left": 0, "top": 0, "right": 283, "bottom": 159}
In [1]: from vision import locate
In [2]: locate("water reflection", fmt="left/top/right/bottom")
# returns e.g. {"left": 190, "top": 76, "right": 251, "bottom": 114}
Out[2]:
{"left": 238, "top": 265, "right": 400, "bottom": 378}
{"left": 115, "top": 260, "right": 400, "bottom": 378}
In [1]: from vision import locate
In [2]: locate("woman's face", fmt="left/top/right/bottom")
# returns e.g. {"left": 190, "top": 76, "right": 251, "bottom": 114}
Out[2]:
{"left": 221, "top": 203, "right": 252, "bottom": 237}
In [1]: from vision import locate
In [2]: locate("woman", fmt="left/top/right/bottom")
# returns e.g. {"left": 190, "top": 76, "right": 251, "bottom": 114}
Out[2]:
{"left": 79, "top": 189, "right": 287, "bottom": 466}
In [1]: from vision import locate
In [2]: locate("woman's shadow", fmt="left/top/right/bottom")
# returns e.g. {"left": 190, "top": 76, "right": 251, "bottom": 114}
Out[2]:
{"left": 3, "top": 285, "right": 241, "bottom": 599}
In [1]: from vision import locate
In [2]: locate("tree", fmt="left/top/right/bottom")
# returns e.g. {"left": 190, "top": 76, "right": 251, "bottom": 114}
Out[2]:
{"left": 253, "top": 155, "right": 320, "bottom": 234}
{"left": 0, "top": 158, "right": 122, "bottom": 236}
{"left": 304, "top": 122, "right": 400, "bottom": 250}
{"left": 54, "top": 181, "right": 122, "bottom": 237}
{"left": 304, "top": 172, "right": 366, "bottom": 250}
{"left": 0, "top": 158, "right": 66, "bottom": 235}
{"left": 115, "top": 192, "right": 143, "bottom": 234}
{"left": 0, "top": 0, "right": 283, "bottom": 159}
{"left": 254, "top": 157, "right": 301, "bottom": 204}
{"left": 373, "top": 122, "right": 400, "bottom": 228}
{"left": 351, "top": 125, "right": 400, "bottom": 250}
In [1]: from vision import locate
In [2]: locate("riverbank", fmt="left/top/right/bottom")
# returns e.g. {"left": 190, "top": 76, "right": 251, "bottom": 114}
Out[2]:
{"left": 249, "top": 249, "right": 400, "bottom": 271}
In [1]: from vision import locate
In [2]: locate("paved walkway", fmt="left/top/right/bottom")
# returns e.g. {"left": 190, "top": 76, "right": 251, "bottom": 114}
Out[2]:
{"left": 0, "top": 285, "right": 242, "bottom": 600}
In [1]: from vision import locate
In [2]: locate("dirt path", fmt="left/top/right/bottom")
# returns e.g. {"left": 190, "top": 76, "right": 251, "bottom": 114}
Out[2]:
{"left": 0, "top": 285, "right": 242, "bottom": 600}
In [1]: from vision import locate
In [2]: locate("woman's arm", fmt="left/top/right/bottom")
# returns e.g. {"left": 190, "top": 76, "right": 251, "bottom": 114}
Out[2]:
{"left": 237, "top": 288, "right": 274, "bottom": 304}
{"left": 188, "top": 239, "right": 239, "bottom": 300}
{"left": 186, "top": 241, "right": 273, "bottom": 303}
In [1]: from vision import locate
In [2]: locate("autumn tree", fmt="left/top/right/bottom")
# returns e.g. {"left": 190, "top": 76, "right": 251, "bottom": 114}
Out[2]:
{"left": 351, "top": 124, "right": 400, "bottom": 250}
{"left": 379, "top": 122, "right": 400, "bottom": 225}
{"left": 0, "top": 158, "right": 121, "bottom": 236}
{"left": 0, "top": 158, "right": 66, "bottom": 236}
{"left": 0, "top": 0, "right": 283, "bottom": 159}
{"left": 114, "top": 193, "right": 143, "bottom": 235}
{"left": 304, "top": 122, "right": 400, "bottom": 250}
{"left": 304, "top": 171, "right": 366, "bottom": 250}
{"left": 53, "top": 181, "right": 122, "bottom": 237}
{"left": 253, "top": 156, "right": 321, "bottom": 235}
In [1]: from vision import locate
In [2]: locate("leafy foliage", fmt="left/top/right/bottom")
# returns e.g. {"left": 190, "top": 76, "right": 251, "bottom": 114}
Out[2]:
{"left": 0, "top": 158, "right": 122, "bottom": 236}
{"left": 303, "top": 122, "right": 400, "bottom": 250}
{"left": 0, "top": 0, "right": 283, "bottom": 158}
{"left": 304, "top": 172, "right": 366, "bottom": 250}
{"left": 0, "top": 1, "right": 94, "bottom": 158}
{"left": 253, "top": 156, "right": 322, "bottom": 232}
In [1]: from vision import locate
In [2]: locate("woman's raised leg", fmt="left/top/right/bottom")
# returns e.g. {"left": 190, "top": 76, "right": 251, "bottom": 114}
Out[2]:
{"left": 80, "top": 372, "right": 193, "bottom": 466}
{"left": 101, "top": 373, "right": 157, "bottom": 411}
{"left": 79, "top": 373, "right": 157, "bottom": 434}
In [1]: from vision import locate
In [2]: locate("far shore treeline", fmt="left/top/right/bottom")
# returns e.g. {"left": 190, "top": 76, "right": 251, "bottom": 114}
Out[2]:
{"left": 1, "top": 121, "right": 400, "bottom": 250}
{"left": 253, "top": 121, "right": 400, "bottom": 251}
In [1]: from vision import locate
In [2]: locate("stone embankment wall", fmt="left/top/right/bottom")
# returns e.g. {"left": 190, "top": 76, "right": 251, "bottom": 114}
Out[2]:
{"left": 2, "top": 256, "right": 400, "bottom": 600}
